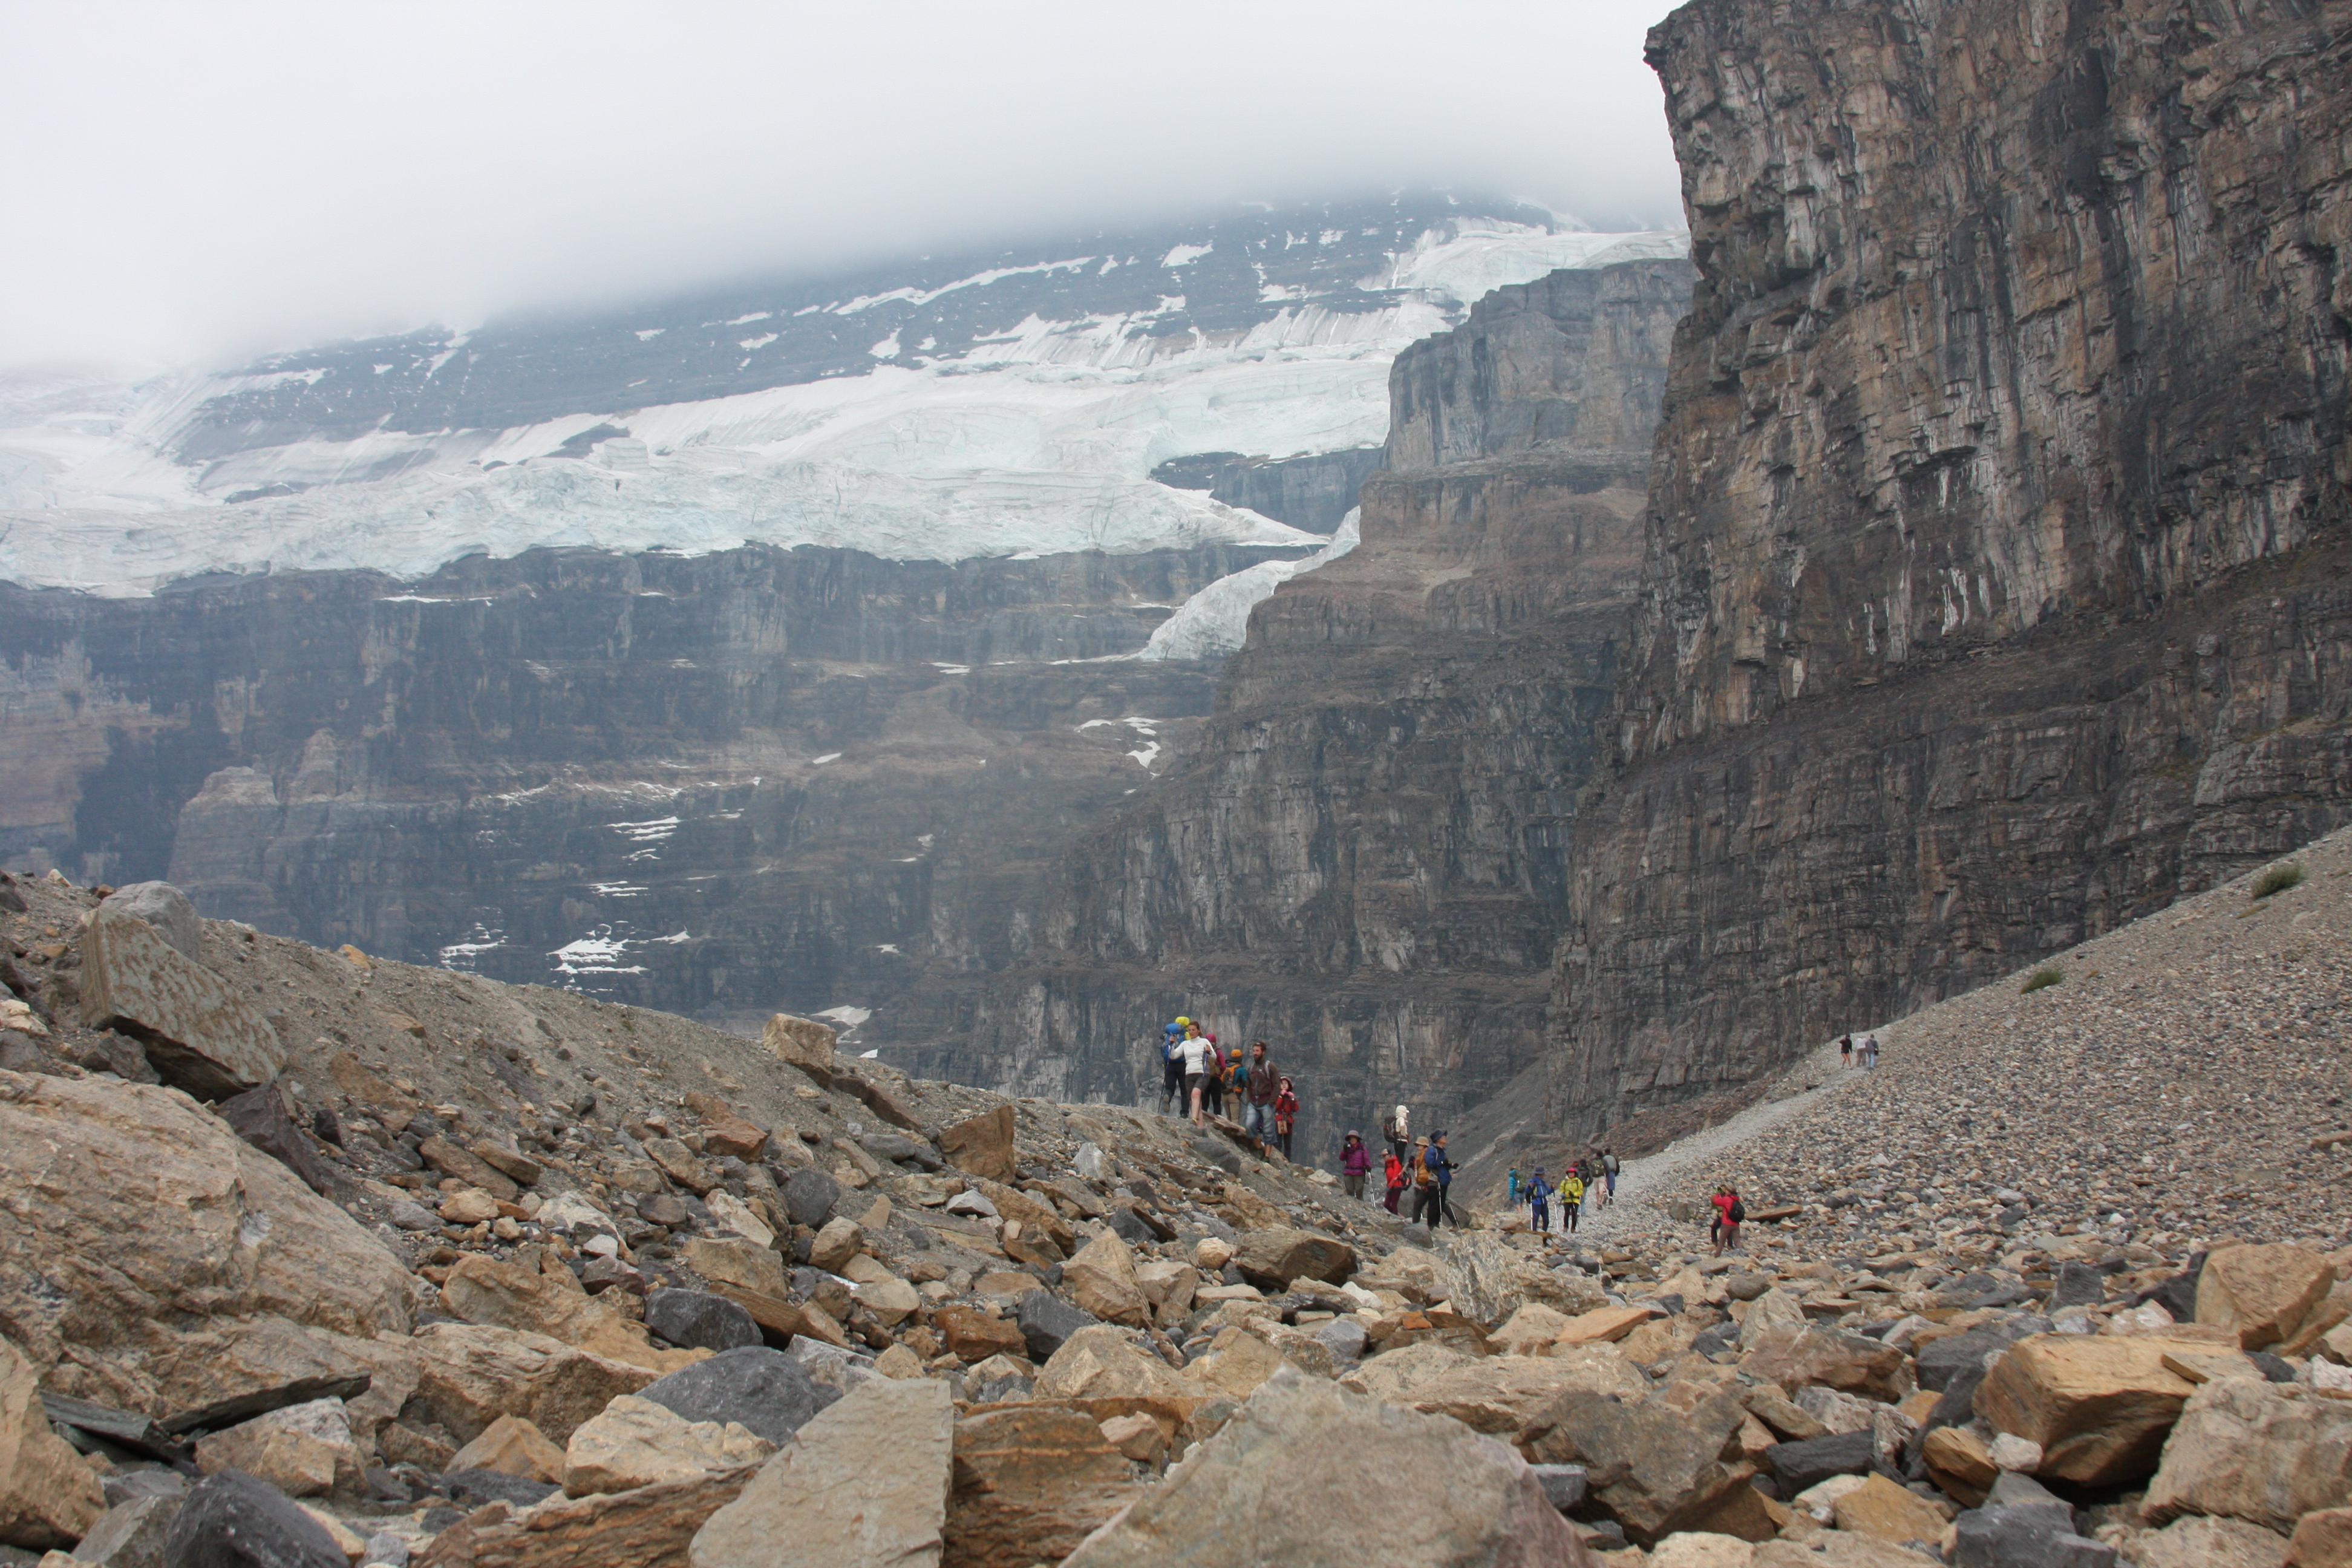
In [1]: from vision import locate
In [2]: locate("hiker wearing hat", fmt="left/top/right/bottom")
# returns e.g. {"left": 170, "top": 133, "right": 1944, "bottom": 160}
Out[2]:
{"left": 1525, "top": 1166, "right": 1553, "bottom": 1233}
{"left": 1157, "top": 1019, "right": 1186, "bottom": 1116}
{"left": 1340, "top": 1130, "right": 1371, "bottom": 1200}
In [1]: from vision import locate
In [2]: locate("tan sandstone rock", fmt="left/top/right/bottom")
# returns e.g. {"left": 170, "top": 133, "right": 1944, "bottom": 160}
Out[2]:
{"left": 2145, "top": 1376, "right": 2352, "bottom": 1534}
{"left": 938, "top": 1106, "right": 1018, "bottom": 1184}
{"left": 691, "top": 1376, "right": 955, "bottom": 1568}
{"left": 440, "top": 1253, "right": 707, "bottom": 1375}
{"left": 2290, "top": 1507, "right": 2352, "bottom": 1567}
{"left": 1060, "top": 1230, "right": 1151, "bottom": 1328}
{"left": 1976, "top": 1333, "right": 2235, "bottom": 1486}
{"left": 192, "top": 1397, "right": 359, "bottom": 1498}
{"left": 447, "top": 1414, "right": 567, "bottom": 1483}
{"left": 409, "top": 1322, "right": 659, "bottom": 1445}
{"left": 563, "top": 1395, "right": 776, "bottom": 1498}
{"left": 943, "top": 1404, "right": 1141, "bottom": 1568}
{"left": 0, "top": 1071, "right": 412, "bottom": 1416}
{"left": 419, "top": 1468, "right": 754, "bottom": 1568}
{"left": 1831, "top": 1474, "right": 1948, "bottom": 1546}
{"left": 2199, "top": 1245, "right": 2339, "bottom": 1351}
{"left": 1035, "top": 1326, "right": 1198, "bottom": 1402}
{"left": 0, "top": 1334, "right": 104, "bottom": 1550}
{"left": 762, "top": 1014, "right": 837, "bottom": 1073}
{"left": 79, "top": 904, "right": 286, "bottom": 1097}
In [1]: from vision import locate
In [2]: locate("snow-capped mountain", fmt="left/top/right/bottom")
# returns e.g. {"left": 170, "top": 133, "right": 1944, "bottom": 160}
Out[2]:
{"left": 1, "top": 194, "right": 1681, "bottom": 597}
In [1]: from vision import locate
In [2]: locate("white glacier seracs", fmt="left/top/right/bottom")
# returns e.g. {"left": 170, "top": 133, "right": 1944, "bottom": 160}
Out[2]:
{"left": 0, "top": 223, "right": 1684, "bottom": 599}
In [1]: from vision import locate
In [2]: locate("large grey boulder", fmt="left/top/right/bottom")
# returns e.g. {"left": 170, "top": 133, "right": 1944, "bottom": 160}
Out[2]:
{"left": 1016, "top": 1290, "right": 1100, "bottom": 1362}
{"left": 779, "top": 1168, "right": 841, "bottom": 1231}
{"left": 645, "top": 1290, "right": 762, "bottom": 1354}
{"left": 636, "top": 1347, "right": 839, "bottom": 1448}
{"left": 160, "top": 1471, "right": 345, "bottom": 1568}
{"left": 75, "top": 1492, "right": 183, "bottom": 1568}
{"left": 1522, "top": 1385, "right": 1749, "bottom": 1546}
{"left": 690, "top": 1376, "right": 953, "bottom": 1568}
{"left": 1060, "top": 1368, "right": 1595, "bottom": 1567}
{"left": 1951, "top": 1500, "right": 2114, "bottom": 1567}
{"left": 100, "top": 883, "right": 204, "bottom": 964}
{"left": 80, "top": 904, "right": 285, "bottom": 1099}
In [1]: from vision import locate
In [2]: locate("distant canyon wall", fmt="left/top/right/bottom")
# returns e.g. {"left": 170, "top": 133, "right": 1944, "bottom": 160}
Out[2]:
{"left": 0, "top": 541, "right": 1304, "bottom": 1030}
{"left": 1543, "top": 0, "right": 2352, "bottom": 1146}
{"left": 898, "top": 258, "right": 1697, "bottom": 1154}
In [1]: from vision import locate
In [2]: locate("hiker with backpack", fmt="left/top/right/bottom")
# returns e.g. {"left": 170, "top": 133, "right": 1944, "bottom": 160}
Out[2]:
{"left": 1273, "top": 1076, "right": 1298, "bottom": 1160}
{"left": 1408, "top": 1137, "right": 1440, "bottom": 1228}
{"left": 1241, "top": 1041, "right": 1278, "bottom": 1155}
{"left": 1560, "top": 1168, "right": 1584, "bottom": 1233}
{"left": 1722, "top": 1188, "right": 1747, "bottom": 1253}
{"left": 1429, "top": 1131, "right": 1458, "bottom": 1228}
{"left": 1382, "top": 1104, "right": 1409, "bottom": 1163}
{"left": 1600, "top": 1148, "right": 1619, "bottom": 1206}
{"left": 1840, "top": 1033, "right": 1854, "bottom": 1069}
{"left": 1382, "top": 1146, "right": 1405, "bottom": 1213}
{"left": 1711, "top": 1186, "right": 1742, "bottom": 1255}
{"left": 1525, "top": 1167, "right": 1552, "bottom": 1233}
{"left": 1198, "top": 1032, "right": 1226, "bottom": 1119}
{"left": 1341, "top": 1131, "right": 1371, "bottom": 1199}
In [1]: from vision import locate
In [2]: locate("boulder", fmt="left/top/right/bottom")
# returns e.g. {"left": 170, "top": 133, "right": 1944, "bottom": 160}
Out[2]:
{"left": 0, "top": 1073, "right": 410, "bottom": 1418}
{"left": 1443, "top": 1233, "right": 1607, "bottom": 1326}
{"left": 1491, "top": 1304, "right": 1574, "bottom": 1357}
{"left": 1915, "top": 1318, "right": 2045, "bottom": 1393}
{"left": 1752, "top": 1538, "right": 1940, "bottom": 1567}
{"left": 939, "top": 1106, "right": 1017, "bottom": 1184}
{"left": 416, "top": 1137, "right": 518, "bottom": 1203}
{"left": 562, "top": 1395, "right": 776, "bottom": 1498}
{"left": 1650, "top": 1537, "right": 1754, "bottom": 1568}
{"left": 417, "top": 1468, "right": 753, "bottom": 1568}
{"left": 941, "top": 1405, "right": 1140, "bottom": 1568}
{"left": 445, "top": 1415, "right": 566, "bottom": 1484}
{"left": 0, "top": 1333, "right": 105, "bottom": 1549}
{"left": 1059, "top": 1368, "right": 1594, "bottom": 1567}
{"left": 933, "top": 1306, "right": 1027, "bottom": 1364}
{"left": 1736, "top": 1289, "right": 1806, "bottom": 1350}
{"left": 1342, "top": 1345, "right": 1645, "bottom": 1448}
{"left": 2290, "top": 1508, "right": 2352, "bottom": 1567}
{"left": 778, "top": 1168, "right": 841, "bottom": 1232}
{"left": 160, "top": 1471, "right": 346, "bottom": 1568}
{"left": 703, "top": 1193, "right": 773, "bottom": 1249}
{"left": 1762, "top": 1430, "right": 1877, "bottom": 1495}
{"left": 1830, "top": 1474, "right": 1948, "bottom": 1546}
{"left": 191, "top": 1399, "right": 356, "bottom": 1499}
{"left": 761, "top": 1013, "right": 837, "bottom": 1073}
{"left": 1016, "top": 1292, "right": 1100, "bottom": 1362}
{"left": 684, "top": 1097, "right": 770, "bottom": 1162}
{"left": 1229, "top": 1229, "right": 1355, "bottom": 1291}
{"left": 645, "top": 1291, "right": 762, "bottom": 1355}
{"left": 1739, "top": 1324, "right": 1913, "bottom": 1403}
{"left": 680, "top": 1237, "right": 790, "bottom": 1302}
{"left": 2198, "top": 1245, "right": 2338, "bottom": 1351}
{"left": 1060, "top": 1230, "right": 1151, "bottom": 1328}
{"left": 71, "top": 1492, "right": 181, "bottom": 1568}
{"left": 1034, "top": 1326, "right": 1197, "bottom": 1402}
{"left": 2113, "top": 1515, "right": 2292, "bottom": 1568}
{"left": 216, "top": 1083, "right": 336, "bottom": 1199}
{"left": 1975, "top": 1333, "right": 2235, "bottom": 1486}
{"left": 690, "top": 1377, "right": 953, "bottom": 1568}
{"left": 99, "top": 883, "right": 203, "bottom": 962}
{"left": 1552, "top": 1306, "right": 1656, "bottom": 1348}
{"left": 1521, "top": 1386, "right": 1753, "bottom": 1545}
{"left": 1949, "top": 1500, "right": 2110, "bottom": 1568}
{"left": 79, "top": 906, "right": 285, "bottom": 1097}
{"left": 439, "top": 1254, "right": 705, "bottom": 1374}
{"left": 808, "top": 1218, "right": 862, "bottom": 1273}
{"left": 1922, "top": 1425, "right": 1998, "bottom": 1498}
{"left": 850, "top": 1276, "right": 920, "bottom": 1327}
{"left": 2144, "top": 1376, "right": 2352, "bottom": 1534}
{"left": 635, "top": 1347, "right": 842, "bottom": 1449}
{"left": 408, "top": 1322, "right": 658, "bottom": 1445}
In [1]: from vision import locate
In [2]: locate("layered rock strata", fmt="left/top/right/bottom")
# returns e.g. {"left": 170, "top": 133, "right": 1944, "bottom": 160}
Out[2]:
{"left": 904, "top": 260, "right": 1695, "bottom": 1146}
{"left": 1547, "top": 0, "right": 2352, "bottom": 1139}
{"left": 0, "top": 542, "right": 1290, "bottom": 1029}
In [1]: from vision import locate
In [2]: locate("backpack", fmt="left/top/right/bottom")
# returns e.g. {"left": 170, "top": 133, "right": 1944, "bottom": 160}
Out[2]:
{"left": 1413, "top": 1154, "right": 1434, "bottom": 1187}
{"left": 1728, "top": 1198, "right": 1746, "bottom": 1224}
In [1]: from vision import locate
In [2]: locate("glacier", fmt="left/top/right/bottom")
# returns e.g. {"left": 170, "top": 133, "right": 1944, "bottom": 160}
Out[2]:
{"left": 0, "top": 212, "right": 1685, "bottom": 598}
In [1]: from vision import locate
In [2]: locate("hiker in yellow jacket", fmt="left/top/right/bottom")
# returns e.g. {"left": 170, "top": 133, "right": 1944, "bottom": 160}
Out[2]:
{"left": 1560, "top": 1170, "right": 1585, "bottom": 1235}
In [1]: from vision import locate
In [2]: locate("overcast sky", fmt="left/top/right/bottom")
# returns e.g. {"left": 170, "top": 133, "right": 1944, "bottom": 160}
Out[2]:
{"left": 2, "top": 1, "right": 1687, "bottom": 369}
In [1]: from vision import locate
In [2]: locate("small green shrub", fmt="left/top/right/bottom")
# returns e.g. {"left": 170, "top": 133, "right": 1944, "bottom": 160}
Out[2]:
{"left": 2022, "top": 967, "right": 2064, "bottom": 994}
{"left": 2250, "top": 863, "right": 2306, "bottom": 899}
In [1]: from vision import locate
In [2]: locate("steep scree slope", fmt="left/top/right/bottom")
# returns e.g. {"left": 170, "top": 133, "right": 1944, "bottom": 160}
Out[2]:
{"left": 1548, "top": 0, "right": 2352, "bottom": 1142}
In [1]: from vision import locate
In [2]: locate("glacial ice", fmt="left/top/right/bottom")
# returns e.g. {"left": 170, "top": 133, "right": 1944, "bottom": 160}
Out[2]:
{"left": 0, "top": 226, "right": 1684, "bottom": 596}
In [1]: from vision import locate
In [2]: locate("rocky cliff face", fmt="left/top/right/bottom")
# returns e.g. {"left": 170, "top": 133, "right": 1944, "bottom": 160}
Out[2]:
{"left": 0, "top": 542, "right": 1302, "bottom": 1031}
{"left": 1544, "top": 0, "right": 2352, "bottom": 1144}
{"left": 906, "top": 260, "right": 1696, "bottom": 1151}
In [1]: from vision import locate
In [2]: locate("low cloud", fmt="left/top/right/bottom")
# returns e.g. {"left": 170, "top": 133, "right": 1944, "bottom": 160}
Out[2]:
{"left": 1, "top": 0, "right": 1686, "bottom": 368}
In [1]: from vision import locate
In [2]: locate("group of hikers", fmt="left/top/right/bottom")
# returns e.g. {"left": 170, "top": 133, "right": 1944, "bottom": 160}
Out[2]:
{"left": 1375, "top": 1105, "right": 1460, "bottom": 1228}
{"left": 1839, "top": 1033, "right": 1882, "bottom": 1069}
{"left": 1510, "top": 1151, "right": 1619, "bottom": 1235}
{"left": 1157, "top": 1018, "right": 1298, "bottom": 1160}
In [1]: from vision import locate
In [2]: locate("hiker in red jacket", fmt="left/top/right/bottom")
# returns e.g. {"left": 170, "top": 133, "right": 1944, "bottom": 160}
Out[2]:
{"left": 1382, "top": 1149, "right": 1405, "bottom": 1213}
